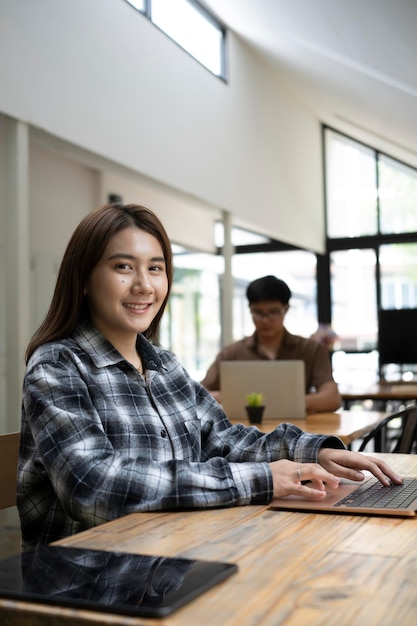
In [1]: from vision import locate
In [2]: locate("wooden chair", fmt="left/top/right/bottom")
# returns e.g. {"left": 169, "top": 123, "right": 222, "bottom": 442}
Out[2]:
{"left": 0, "top": 432, "right": 20, "bottom": 509}
{"left": 358, "top": 406, "right": 417, "bottom": 453}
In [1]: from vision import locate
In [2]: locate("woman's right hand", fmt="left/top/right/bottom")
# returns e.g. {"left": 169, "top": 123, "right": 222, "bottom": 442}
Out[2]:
{"left": 269, "top": 459, "right": 340, "bottom": 499}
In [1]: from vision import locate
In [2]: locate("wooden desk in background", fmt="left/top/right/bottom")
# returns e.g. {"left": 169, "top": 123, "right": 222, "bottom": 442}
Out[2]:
{"left": 230, "top": 410, "right": 388, "bottom": 447}
{"left": 0, "top": 453, "right": 415, "bottom": 626}
{"left": 340, "top": 382, "right": 417, "bottom": 409}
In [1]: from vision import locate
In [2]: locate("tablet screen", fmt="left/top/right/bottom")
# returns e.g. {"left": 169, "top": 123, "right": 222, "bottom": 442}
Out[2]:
{"left": 0, "top": 546, "right": 237, "bottom": 618}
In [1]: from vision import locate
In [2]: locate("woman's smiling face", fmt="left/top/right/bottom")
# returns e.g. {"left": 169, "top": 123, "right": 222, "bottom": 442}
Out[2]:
{"left": 85, "top": 226, "right": 168, "bottom": 346}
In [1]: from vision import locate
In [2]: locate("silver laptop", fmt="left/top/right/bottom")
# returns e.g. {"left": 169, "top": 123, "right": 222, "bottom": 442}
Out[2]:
{"left": 269, "top": 475, "right": 417, "bottom": 517}
{"left": 220, "top": 360, "right": 306, "bottom": 420}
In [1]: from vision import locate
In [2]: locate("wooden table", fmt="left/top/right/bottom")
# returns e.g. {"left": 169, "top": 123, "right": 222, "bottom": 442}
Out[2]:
{"left": 340, "top": 382, "right": 417, "bottom": 409}
{"left": 1, "top": 453, "right": 415, "bottom": 625}
{"left": 231, "top": 410, "right": 388, "bottom": 447}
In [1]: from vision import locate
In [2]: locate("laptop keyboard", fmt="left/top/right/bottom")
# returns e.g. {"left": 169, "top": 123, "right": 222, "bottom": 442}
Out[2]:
{"left": 335, "top": 477, "right": 417, "bottom": 509}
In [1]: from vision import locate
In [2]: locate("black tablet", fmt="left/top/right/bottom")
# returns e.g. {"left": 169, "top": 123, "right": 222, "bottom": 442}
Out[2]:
{"left": 0, "top": 546, "right": 237, "bottom": 618}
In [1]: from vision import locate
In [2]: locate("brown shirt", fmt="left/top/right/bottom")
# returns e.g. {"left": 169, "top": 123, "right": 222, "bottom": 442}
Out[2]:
{"left": 200, "top": 329, "right": 334, "bottom": 393}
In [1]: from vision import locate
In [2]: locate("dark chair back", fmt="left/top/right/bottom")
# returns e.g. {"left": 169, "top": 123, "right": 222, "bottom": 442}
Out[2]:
{"left": 0, "top": 432, "right": 20, "bottom": 509}
{"left": 358, "top": 406, "right": 417, "bottom": 454}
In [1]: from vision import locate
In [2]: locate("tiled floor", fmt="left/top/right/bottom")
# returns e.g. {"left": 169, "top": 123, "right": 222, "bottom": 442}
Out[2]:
{"left": 0, "top": 507, "right": 21, "bottom": 559}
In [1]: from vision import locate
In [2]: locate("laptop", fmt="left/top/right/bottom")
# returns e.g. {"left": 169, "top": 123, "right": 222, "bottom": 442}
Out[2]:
{"left": 269, "top": 474, "right": 417, "bottom": 517}
{"left": 0, "top": 546, "right": 237, "bottom": 618}
{"left": 220, "top": 360, "right": 306, "bottom": 420}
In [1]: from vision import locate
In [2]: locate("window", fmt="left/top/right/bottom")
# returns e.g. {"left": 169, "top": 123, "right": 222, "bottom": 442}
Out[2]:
{"left": 324, "top": 126, "right": 417, "bottom": 382}
{"left": 330, "top": 248, "right": 377, "bottom": 352}
{"left": 125, "top": 0, "right": 145, "bottom": 11}
{"left": 232, "top": 250, "right": 318, "bottom": 342}
{"left": 325, "top": 130, "right": 377, "bottom": 237}
{"left": 124, "top": 0, "right": 226, "bottom": 79}
{"left": 379, "top": 156, "right": 417, "bottom": 234}
{"left": 159, "top": 245, "right": 223, "bottom": 382}
{"left": 380, "top": 243, "right": 417, "bottom": 309}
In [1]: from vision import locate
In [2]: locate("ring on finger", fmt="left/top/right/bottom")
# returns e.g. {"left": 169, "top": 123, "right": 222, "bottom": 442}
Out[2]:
{"left": 297, "top": 468, "right": 301, "bottom": 481}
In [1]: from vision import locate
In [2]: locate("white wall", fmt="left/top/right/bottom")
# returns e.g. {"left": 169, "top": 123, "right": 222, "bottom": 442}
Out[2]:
{"left": 101, "top": 171, "right": 221, "bottom": 253}
{"left": 29, "top": 141, "right": 101, "bottom": 255}
{"left": 0, "top": 0, "right": 325, "bottom": 252}
{"left": 28, "top": 141, "right": 102, "bottom": 329}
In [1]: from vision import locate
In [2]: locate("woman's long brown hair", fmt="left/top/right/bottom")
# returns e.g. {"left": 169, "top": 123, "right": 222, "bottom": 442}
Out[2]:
{"left": 25, "top": 203, "right": 173, "bottom": 363}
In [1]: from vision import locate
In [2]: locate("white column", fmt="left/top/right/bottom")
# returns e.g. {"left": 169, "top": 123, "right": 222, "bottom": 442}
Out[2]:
{"left": 5, "top": 118, "right": 30, "bottom": 432}
{"left": 221, "top": 210, "right": 234, "bottom": 346}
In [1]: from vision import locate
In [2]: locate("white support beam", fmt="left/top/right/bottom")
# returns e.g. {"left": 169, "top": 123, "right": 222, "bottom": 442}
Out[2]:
{"left": 221, "top": 210, "right": 234, "bottom": 346}
{"left": 5, "top": 118, "right": 30, "bottom": 432}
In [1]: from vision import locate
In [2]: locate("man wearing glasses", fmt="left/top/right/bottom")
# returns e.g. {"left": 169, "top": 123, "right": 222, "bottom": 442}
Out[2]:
{"left": 201, "top": 275, "right": 341, "bottom": 413}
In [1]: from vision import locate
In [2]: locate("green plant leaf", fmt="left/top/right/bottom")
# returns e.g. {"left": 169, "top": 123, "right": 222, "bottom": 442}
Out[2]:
{"left": 246, "top": 392, "right": 263, "bottom": 406}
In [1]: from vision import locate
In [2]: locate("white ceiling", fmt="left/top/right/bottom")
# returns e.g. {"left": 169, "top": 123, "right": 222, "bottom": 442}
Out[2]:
{"left": 201, "top": 0, "right": 417, "bottom": 162}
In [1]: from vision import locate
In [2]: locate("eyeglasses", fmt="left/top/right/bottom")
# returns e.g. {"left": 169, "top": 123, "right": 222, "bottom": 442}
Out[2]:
{"left": 250, "top": 308, "right": 286, "bottom": 321}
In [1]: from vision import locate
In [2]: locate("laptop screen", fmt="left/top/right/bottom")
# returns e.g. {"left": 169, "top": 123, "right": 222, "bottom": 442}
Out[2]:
{"left": 220, "top": 360, "right": 306, "bottom": 420}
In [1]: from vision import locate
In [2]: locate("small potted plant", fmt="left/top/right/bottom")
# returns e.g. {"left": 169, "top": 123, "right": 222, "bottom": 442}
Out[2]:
{"left": 245, "top": 392, "right": 265, "bottom": 424}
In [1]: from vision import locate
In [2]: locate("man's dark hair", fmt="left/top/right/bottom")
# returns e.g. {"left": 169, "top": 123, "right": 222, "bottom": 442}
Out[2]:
{"left": 246, "top": 275, "right": 292, "bottom": 305}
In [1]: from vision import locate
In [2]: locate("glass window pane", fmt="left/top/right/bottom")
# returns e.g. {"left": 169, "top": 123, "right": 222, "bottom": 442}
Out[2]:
{"left": 330, "top": 249, "right": 377, "bottom": 351}
{"left": 379, "top": 155, "right": 417, "bottom": 234}
{"left": 331, "top": 350, "right": 379, "bottom": 387}
{"left": 380, "top": 243, "right": 417, "bottom": 309}
{"left": 232, "top": 250, "right": 318, "bottom": 341}
{"left": 325, "top": 130, "right": 378, "bottom": 237}
{"left": 159, "top": 248, "right": 223, "bottom": 381}
{"left": 151, "top": 0, "right": 224, "bottom": 77}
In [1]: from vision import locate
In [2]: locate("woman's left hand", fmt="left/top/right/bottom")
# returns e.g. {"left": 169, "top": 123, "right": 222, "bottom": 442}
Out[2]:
{"left": 317, "top": 448, "right": 403, "bottom": 486}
